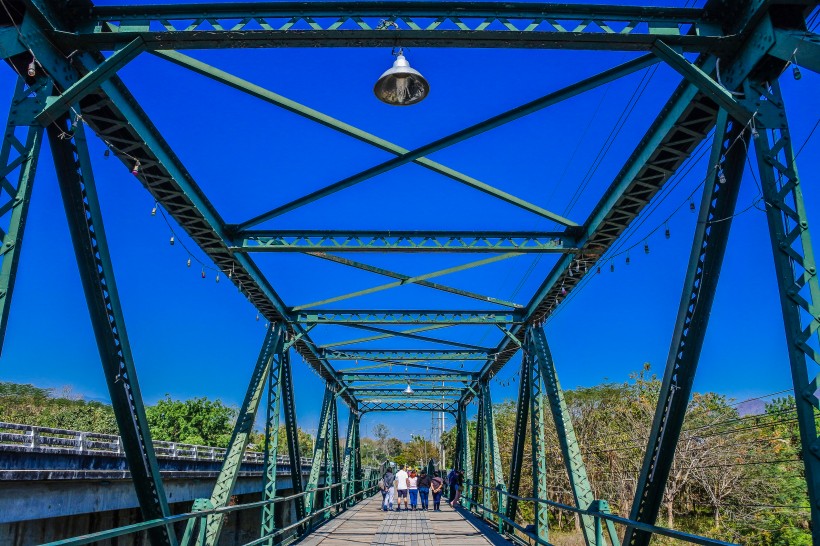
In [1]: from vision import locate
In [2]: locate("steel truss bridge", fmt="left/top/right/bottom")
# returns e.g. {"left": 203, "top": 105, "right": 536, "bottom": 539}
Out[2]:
{"left": 0, "top": 0, "right": 818, "bottom": 545}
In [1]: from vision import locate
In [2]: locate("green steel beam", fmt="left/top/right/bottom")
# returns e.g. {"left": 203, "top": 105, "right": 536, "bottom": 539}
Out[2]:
{"left": 338, "top": 323, "right": 492, "bottom": 351}
{"left": 341, "top": 372, "right": 474, "bottom": 382}
{"left": 239, "top": 54, "right": 660, "bottom": 229}
{"left": 351, "top": 391, "right": 462, "bottom": 399}
{"left": 338, "top": 361, "right": 464, "bottom": 374}
{"left": 296, "top": 310, "right": 523, "bottom": 325}
{"left": 325, "top": 349, "right": 490, "bottom": 361}
{"left": 35, "top": 37, "right": 145, "bottom": 126}
{"left": 261, "top": 337, "right": 287, "bottom": 544}
{"left": 472, "top": 390, "right": 485, "bottom": 504}
{"left": 234, "top": 230, "right": 576, "bottom": 253}
{"left": 505, "top": 354, "right": 530, "bottom": 527}
{"left": 456, "top": 404, "right": 471, "bottom": 478}
{"left": 204, "top": 322, "right": 286, "bottom": 546}
{"left": 48, "top": 116, "right": 175, "bottom": 546}
{"left": 359, "top": 401, "right": 458, "bottom": 413}
{"left": 0, "top": 27, "right": 26, "bottom": 59}
{"left": 307, "top": 252, "right": 522, "bottom": 309}
{"left": 305, "top": 385, "right": 336, "bottom": 515}
{"left": 751, "top": 79, "right": 820, "bottom": 546}
{"left": 530, "top": 324, "right": 596, "bottom": 546}
{"left": 525, "top": 332, "right": 548, "bottom": 544}
{"left": 770, "top": 29, "right": 820, "bottom": 75}
{"left": 651, "top": 40, "right": 754, "bottom": 124}
{"left": 0, "top": 77, "right": 48, "bottom": 356}
{"left": 68, "top": 3, "right": 725, "bottom": 51}
{"left": 292, "top": 253, "right": 523, "bottom": 310}
{"left": 319, "top": 325, "right": 450, "bottom": 349}
{"left": 625, "top": 109, "right": 749, "bottom": 546}
{"left": 327, "top": 397, "right": 342, "bottom": 512}
{"left": 341, "top": 409, "right": 359, "bottom": 506}
{"left": 16, "top": 3, "right": 352, "bottom": 405}
{"left": 479, "top": 381, "right": 506, "bottom": 518}
{"left": 152, "top": 50, "right": 575, "bottom": 224}
{"left": 280, "top": 350, "right": 307, "bottom": 525}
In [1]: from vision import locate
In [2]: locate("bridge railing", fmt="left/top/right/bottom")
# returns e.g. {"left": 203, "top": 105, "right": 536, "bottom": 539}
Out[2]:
{"left": 0, "top": 421, "right": 312, "bottom": 467}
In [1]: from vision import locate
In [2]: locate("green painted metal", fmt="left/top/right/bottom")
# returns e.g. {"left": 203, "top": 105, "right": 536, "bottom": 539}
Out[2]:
{"left": 341, "top": 372, "right": 474, "bottom": 382}
{"left": 280, "top": 350, "right": 307, "bottom": 525}
{"left": 505, "top": 354, "right": 530, "bottom": 527}
{"left": 472, "top": 392, "right": 485, "bottom": 506}
{"left": 204, "top": 322, "right": 286, "bottom": 546}
{"left": 307, "top": 253, "right": 524, "bottom": 308}
{"left": 626, "top": 109, "right": 749, "bottom": 546}
{"left": 530, "top": 324, "right": 596, "bottom": 546}
{"left": 73, "top": 3, "right": 722, "bottom": 51}
{"left": 326, "top": 349, "right": 490, "bottom": 361}
{"left": 479, "top": 381, "right": 506, "bottom": 518}
{"left": 0, "top": 77, "right": 48, "bottom": 356}
{"left": 306, "top": 385, "right": 336, "bottom": 515}
{"left": 152, "top": 51, "right": 563, "bottom": 223}
{"left": 319, "top": 325, "right": 451, "bottom": 349}
{"left": 591, "top": 500, "right": 621, "bottom": 546}
{"left": 293, "top": 253, "right": 523, "bottom": 310}
{"left": 456, "top": 404, "right": 471, "bottom": 479}
{"left": 48, "top": 117, "right": 175, "bottom": 546}
{"left": 751, "top": 79, "right": 820, "bottom": 546}
{"left": 526, "top": 332, "right": 549, "bottom": 544}
{"left": 769, "top": 29, "right": 820, "bottom": 75}
{"left": 261, "top": 339, "right": 287, "bottom": 544}
{"left": 359, "top": 401, "right": 458, "bottom": 413}
{"left": 338, "top": 323, "right": 492, "bottom": 352}
{"left": 295, "top": 310, "right": 522, "bottom": 325}
{"left": 35, "top": 37, "right": 145, "bottom": 125}
{"left": 341, "top": 409, "right": 359, "bottom": 506}
{"left": 180, "top": 499, "right": 213, "bottom": 546}
{"left": 240, "top": 54, "right": 659, "bottom": 230}
{"left": 235, "top": 230, "right": 576, "bottom": 252}
{"left": 0, "top": 27, "right": 26, "bottom": 59}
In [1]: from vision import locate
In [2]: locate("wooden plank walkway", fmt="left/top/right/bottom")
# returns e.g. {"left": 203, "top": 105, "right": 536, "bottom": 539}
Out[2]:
{"left": 297, "top": 494, "right": 503, "bottom": 546}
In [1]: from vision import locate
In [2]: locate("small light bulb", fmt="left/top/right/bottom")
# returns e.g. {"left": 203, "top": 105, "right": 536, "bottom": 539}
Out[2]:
{"left": 718, "top": 169, "right": 727, "bottom": 185}
{"left": 132, "top": 160, "right": 140, "bottom": 175}
{"left": 626, "top": 255, "right": 630, "bottom": 265}
{"left": 751, "top": 126, "right": 759, "bottom": 139}
{"left": 256, "top": 313, "right": 260, "bottom": 321}
{"left": 644, "top": 243, "right": 650, "bottom": 254}
{"left": 27, "top": 59, "right": 36, "bottom": 77}
{"left": 689, "top": 201, "right": 696, "bottom": 212}
{"left": 597, "top": 266, "right": 601, "bottom": 274}
{"left": 215, "top": 273, "right": 220, "bottom": 283}
{"left": 151, "top": 204, "right": 157, "bottom": 216}
{"left": 665, "top": 227, "right": 671, "bottom": 239}
{"left": 169, "top": 235, "right": 175, "bottom": 246}
{"left": 187, "top": 258, "right": 191, "bottom": 267}
{"left": 561, "top": 284, "right": 567, "bottom": 296}
{"left": 610, "top": 264, "right": 615, "bottom": 273}
{"left": 201, "top": 268, "right": 206, "bottom": 279}
{"left": 104, "top": 149, "right": 110, "bottom": 159}
{"left": 793, "top": 65, "right": 802, "bottom": 80}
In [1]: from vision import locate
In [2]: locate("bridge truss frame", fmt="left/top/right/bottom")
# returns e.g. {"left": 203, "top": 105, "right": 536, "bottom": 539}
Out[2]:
{"left": 0, "top": 0, "right": 819, "bottom": 545}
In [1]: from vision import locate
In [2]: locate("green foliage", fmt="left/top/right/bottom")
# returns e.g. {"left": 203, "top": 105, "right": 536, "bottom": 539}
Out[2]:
{"left": 0, "top": 382, "right": 118, "bottom": 434}
{"left": 145, "top": 395, "right": 236, "bottom": 447}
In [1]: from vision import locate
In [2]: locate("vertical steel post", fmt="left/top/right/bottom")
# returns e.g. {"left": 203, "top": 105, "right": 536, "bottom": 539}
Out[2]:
{"left": 281, "top": 351, "right": 307, "bottom": 523}
{"left": 48, "top": 115, "right": 175, "bottom": 546}
{"left": 261, "top": 341, "right": 287, "bottom": 544}
{"left": 750, "top": 79, "right": 820, "bottom": 545}
{"left": 526, "top": 330, "right": 549, "bottom": 544}
{"left": 341, "top": 408, "right": 359, "bottom": 506}
{"left": 305, "top": 385, "right": 335, "bottom": 515}
{"left": 204, "top": 322, "right": 286, "bottom": 545}
{"left": 530, "top": 324, "right": 596, "bottom": 546}
{"left": 472, "top": 391, "right": 485, "bottom": 505}
{"left": 328, "top": 398, "right": 342, "bottom": 512}
{"left": 480, "top": 381, "right": 506, "bottom": 516}
{"left": 506, "top": 354, "right": 531, "bottom": 527}
{"left": 625, "top": 109, "right": 749, "bottom": 546}
{"left": 0, "top": 77, "right": 48, "bottom": 355}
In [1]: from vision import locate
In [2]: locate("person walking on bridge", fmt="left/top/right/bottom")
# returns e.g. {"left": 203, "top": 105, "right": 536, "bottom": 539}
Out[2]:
{"left": 408, "top": 469, "right": 419, "bottom": 510}
{"left": 395, "top": 465, "right": 410, "bottom": 511}
{"left": 431, "top": 471, "right": 444, "bottom": 511}
{"left": 381, "top": 468, "right": 395, "bottom": 511}
{"left": 417, "top": 469, "right": 431, "bottom": 510}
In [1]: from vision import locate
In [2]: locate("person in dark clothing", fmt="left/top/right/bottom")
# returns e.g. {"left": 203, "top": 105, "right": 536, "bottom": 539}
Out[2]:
{"left": 417, "top": 470, "right": 431, "bottom": 510}
{"left": 431, "top": 471, "right": 444, "bottom": 511}
{"left": 452, "top": 469, "right": 464, "bottom": 506}
{"left": 447, "top": 468, "right": 457, "bottom": 503}
{"left": 381, "top": 469, "right": 395, "bottom": 511}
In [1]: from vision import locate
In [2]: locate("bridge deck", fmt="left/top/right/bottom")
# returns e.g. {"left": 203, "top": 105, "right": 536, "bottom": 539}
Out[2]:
{"left": 299, "top": 495, "right": 500, "bottom": 546}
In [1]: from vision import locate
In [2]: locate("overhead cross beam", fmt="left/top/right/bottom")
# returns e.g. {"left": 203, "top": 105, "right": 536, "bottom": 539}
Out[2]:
{"left": 325, "top": 349, "right": 490, "bottom": 361}
{"left": 295, "top": 310, "right": 523, "bottom": 325}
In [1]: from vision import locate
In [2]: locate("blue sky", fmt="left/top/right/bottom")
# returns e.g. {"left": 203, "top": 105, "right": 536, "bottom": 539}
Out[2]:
{"left": 1, "top": 1, "right": 818, "bottom": 442}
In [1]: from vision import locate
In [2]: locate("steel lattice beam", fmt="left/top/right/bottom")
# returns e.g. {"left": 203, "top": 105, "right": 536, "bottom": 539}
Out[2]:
{"left": 326, "top": 349, "right": 490, "bottom": 361}
{"left": 295, "top": 310, "right": 523, "bottom": 325}
{"left": 62, "top": 3, "right": 725, "bottom": 52}
{"left": 359, "top": 401, "right": 458, "bottom": 413}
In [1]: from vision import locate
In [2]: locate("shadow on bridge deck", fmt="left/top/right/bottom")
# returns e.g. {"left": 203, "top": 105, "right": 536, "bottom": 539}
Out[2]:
{"left": 297, "top": 494, "right": 509, "bottom": 546}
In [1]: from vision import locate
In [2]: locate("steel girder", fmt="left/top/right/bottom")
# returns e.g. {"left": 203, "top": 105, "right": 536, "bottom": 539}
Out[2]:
{"left": 752, "top": 79, "right": 820, "bottom": 546}
{"left": 0, "top": 77, "right": 48, "bottom": 355}
{"left": 456, "top": 403, "right": 471, "bottom": 478}
{"left": 15, "top": 0, "right": 354, "bottom": 408}
{"left": 478, "top": 381, "right": 506, "bottom": 517}
{"left": 625, "top": 109, "right": 749, "bottom": 545}
{"left": 296, "top": 310, "right": 523, "bottom": 326}
{"left": 530, "top": 325, "right": 596, "bottom": 546}
{"left": 505, "top": 353, "right": 531, "bottom": 528}
{"left": 341, "top": 409, "right": 360, "bottom": 506}
{"left": 281, "top": 350, "right": 307, "bottom": 524}
{"left": 306, "top": 386, "right": 336, "bottom": 515}
{"left": 526, "top": 333, "right": 549, "bottom": 544}
{"left": 204, "top": 323, "right": 286, "bottom": 546}
{"left": 48, "top": 116, "right": 175, "bottom": 546}
{"left": 261, "top": 339, "right": 288, "bottom": 544}
{"left": 342, "top": 372, "right": 474, "bottom": 383}
{"left": 63, "top": 3, "right": 725, "bottom": 52}
{"left": 327, "top": 349, "right": 490, "bottom": 361}
{"left": 359, "top": 401, "right": 458, "bottom": 413}
{"left": 233, "top": 231, "right": 575, "bottom": 253}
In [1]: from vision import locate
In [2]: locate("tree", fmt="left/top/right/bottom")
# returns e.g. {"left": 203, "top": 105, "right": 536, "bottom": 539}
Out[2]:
{"left": 146, "top": 395, "right": 236, "bottom": 447}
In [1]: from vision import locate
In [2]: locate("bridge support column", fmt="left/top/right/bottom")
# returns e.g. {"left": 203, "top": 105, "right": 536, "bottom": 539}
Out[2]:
{"left": 455, "top": 403, "right": 471, "bottom": 479}
{"left": 203, "top": 322, "right": 286, "bottom": 545}
{"left": 478, "top": 381, "right": 505, "bottom": 519}
{"left": 750, "top": 79, "right": 820, "bottom": 546}
{"left": 625, "top": 108, "right": 748, "bottom": 546}
{"left": 505, "top": 352, "right": 530, "bottom": 530}
{"left": 0, "top": 77, "right": 48, "bottom": 355}
{"left": 306, "top": 385, "right": 336, "bottom": 516}
{"left": 341, "top": 408, "right": 360, "bottom": 506}
{"left": 49, "top": 114, "right": 175, "bottom": 546}
{"left": 281, "top": 349, "right": 307, "bottom": 525}
{"left": 261, "top": 338, "right": 289, "bottom": 544}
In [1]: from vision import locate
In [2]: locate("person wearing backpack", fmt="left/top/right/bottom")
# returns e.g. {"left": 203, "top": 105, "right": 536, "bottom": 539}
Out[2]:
{"left": 430, "top": 471, "right": 444, "bottom": 511}
{"left": 380, "top": 469, "right": 395, "bottom": 511}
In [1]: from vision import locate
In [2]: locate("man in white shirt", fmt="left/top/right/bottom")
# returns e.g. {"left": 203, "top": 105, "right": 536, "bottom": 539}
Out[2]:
{"left": 394, "top": 465, "right": 410, "bottom": 511}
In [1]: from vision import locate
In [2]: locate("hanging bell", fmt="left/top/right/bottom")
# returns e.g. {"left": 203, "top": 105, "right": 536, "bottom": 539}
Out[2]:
{"left": 374, "top": 53, "right": 430, "bottom": 106}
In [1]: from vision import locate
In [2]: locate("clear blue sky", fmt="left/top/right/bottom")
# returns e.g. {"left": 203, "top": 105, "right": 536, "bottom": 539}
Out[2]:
{"left": 1, "top": 0, "right": 818, "bottom": 442}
